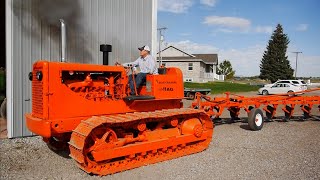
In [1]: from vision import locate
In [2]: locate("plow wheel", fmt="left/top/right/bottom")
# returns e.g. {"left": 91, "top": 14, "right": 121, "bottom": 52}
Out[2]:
{"left": 186, "top": 92, "right": 195, "bottom": 100}
{"left": 69, "top": 109, "right": 214, "bottom": 175}
{"left": 248, "top": 108, "right": 264, "bottom": 131}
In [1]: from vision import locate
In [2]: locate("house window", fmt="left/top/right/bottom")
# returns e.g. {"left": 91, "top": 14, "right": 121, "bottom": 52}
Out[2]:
{"left": 188, "top": 63, "right": 193, "bottom": 71}
{"left": 185, "top": 78, "right": 193, "bottom": 82}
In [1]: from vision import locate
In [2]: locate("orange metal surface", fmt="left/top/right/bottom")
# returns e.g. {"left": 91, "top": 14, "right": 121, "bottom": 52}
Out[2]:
{"left": 145, "top": 68, "right": 184, "bottom": 99}
{"left": 26, "top": 61, "right": 184, "bottom": 136}
{"left": 25, "top": 113, "right": 51, "bottom": 138}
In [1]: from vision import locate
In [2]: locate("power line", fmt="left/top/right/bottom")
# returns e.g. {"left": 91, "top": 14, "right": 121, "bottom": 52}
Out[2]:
{"left": 292, "top": 51, "right": 302, "bottom": 79}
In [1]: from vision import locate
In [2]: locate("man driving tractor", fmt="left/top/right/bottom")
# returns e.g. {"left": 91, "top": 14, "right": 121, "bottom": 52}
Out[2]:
{"left": 117, "top": 45, "right": 157, "bottom": 95}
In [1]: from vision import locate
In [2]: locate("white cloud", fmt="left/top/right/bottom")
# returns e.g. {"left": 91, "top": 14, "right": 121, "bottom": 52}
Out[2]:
{"left": 200, "top": 0, "right": 217, "bottom": 7}
{"left": 219, "top": 45, "right": 265, "bottom": 76}
{"left": 296, "top": 24, "right": 308, "bottom": 31}
{"left": 203, "top": 16, "right": 274, "bottom": 34}
{"left": 168, "top": 40, "right": 320, "bottom": 77}
{"left": 169, "top": 40, "right": 219, "bottom": 54}
{"left": 217, "top": 28, "right": 234, "bottom": 33}
{"left": 158, "top": 0, "right": 193, "bottom": 13}
{"left": 254, "top": 26, "right": 273, "bottom": 34}
{"left": 203, "top": 16, "right": 251, "bottom": 30}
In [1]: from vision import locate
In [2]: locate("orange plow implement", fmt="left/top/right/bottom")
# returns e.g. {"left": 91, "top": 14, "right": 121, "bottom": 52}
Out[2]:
{"left": 192, "top": 88, "right": 320, "bottom": 130}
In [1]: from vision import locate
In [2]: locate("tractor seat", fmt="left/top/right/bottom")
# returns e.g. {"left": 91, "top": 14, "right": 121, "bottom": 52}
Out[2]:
{"left": 158, "top": 68, "right": 166, "bottom": 75}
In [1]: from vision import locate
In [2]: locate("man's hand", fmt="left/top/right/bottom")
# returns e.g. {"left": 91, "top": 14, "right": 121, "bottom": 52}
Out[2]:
{"left": 125, "top": 67, "right": 131, "bottom": 74}
{"left": 115, "top": 62, "right": 121, "bottom": 66}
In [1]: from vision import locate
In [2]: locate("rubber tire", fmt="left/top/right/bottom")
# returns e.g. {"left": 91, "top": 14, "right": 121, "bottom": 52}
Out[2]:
{"left": 248, "top": 108, "right": 264, "bottom": 131}
{"left": 0, "top": 98, "right": 6, "bottom": 120}
{"left": 262, "top": 90, "right": 269, "bottom": 95}
{"left": 187, "top": 92, "right": 195, "bottom": 100}
{"left": 287, "top": 90, "right": 294, "bottom": 96}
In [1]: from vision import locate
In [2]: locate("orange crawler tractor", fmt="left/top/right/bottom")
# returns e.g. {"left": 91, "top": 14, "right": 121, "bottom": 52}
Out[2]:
{"left": 25, "top": 48, "right": 214, "bottom": 175}
{"left": 25, "top": 53, "right": 320, "bottom": 175}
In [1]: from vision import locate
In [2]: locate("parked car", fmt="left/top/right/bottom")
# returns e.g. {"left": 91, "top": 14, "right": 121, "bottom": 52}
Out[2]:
{"left": 259, "top": 83, "right": 303, "bottom": 95}
{"left": 264, "top": 80, "right": 307, "bottom": 90}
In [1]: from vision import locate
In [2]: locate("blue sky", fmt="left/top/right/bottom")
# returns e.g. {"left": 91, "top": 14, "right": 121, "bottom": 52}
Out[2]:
{"left": 157, "top": 0, "right": 320, "bottom": 77}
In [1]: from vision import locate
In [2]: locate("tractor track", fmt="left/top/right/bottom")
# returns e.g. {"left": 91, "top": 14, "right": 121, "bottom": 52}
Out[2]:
{"left": 68, "top": 108, "right": 214, "bottom": 175}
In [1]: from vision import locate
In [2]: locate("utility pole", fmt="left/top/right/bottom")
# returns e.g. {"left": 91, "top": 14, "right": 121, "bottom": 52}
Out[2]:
{"left": 292, "top": 51, "right": 302, "bottom": 79}
{"left": 157, "top": 27, "right": 167, "bottom": 67}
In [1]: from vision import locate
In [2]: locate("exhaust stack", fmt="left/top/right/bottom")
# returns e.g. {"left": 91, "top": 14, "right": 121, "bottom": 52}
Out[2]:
{"left": 100, "top": 44, "right": 112, "bottom": 65}
{"left": 60, "top": 19, "right": 66, "bottom": 62}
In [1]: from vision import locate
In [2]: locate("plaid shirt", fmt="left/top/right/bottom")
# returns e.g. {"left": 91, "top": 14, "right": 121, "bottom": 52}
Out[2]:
{"left": 131, "top": 55, "right": 158, "bottom": 74}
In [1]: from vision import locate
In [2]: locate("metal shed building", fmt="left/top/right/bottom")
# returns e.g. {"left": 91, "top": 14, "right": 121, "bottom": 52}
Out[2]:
{"left": 5, "top": 0, "right": 158, "bottom": 138}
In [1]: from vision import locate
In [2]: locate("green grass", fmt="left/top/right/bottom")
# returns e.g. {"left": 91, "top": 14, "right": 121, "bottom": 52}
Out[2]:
{"left": 184, "top": 82, "right": 260, "bottom": 94}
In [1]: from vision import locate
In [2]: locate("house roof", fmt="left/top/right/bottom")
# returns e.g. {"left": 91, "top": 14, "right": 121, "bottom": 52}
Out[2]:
{"left": 192, "top": 54, "right": 218, "bottom": 64}
{"left": 156, "top": 45, "right": 218, "bottom": 65}
{"left": 159, "top": 57, "right": 203, "bottom": 62}
{"left": 157, "top": 46, "right": 195, "bottom": 57}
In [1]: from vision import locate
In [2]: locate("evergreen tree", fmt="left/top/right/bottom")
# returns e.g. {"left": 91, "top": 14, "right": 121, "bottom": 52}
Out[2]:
{"left": 217, "top": 60, "right": 235, "bottom": 79}
{"left": 260, "top": 24, "right": 294, "bottom": 83}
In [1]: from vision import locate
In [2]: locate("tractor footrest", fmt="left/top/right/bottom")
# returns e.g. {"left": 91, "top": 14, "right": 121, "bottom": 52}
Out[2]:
{"left": 124, "top": 95, "right": 155, "bottom": 101}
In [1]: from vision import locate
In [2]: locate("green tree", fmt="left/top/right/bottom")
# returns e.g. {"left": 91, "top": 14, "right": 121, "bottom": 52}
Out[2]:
{"left": 217, "top": 60, "right": 235, "bottom": 79}
{"left": 260, "top": 24, "right": 294, "bottom": 83}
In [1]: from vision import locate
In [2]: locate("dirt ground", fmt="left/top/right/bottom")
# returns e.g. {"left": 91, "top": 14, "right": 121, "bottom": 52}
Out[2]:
{"left": 0, "top": 118, "right": 7, "bottom": 139}
{"left": 0, "top": 91, "right": 319, "bottom": 179}
{"left": 1, "top": 116, "right": 320, "bottom": 179}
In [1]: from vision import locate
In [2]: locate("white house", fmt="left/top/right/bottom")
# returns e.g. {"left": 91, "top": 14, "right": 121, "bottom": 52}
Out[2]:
{"left": 157, "top": 46, "right": 224, "bottom": 83}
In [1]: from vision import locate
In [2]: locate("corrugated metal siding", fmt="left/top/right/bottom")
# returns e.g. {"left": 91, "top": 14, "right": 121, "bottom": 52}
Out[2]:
{"left": 9, "top": 0, "right": 156, "bottom": 137}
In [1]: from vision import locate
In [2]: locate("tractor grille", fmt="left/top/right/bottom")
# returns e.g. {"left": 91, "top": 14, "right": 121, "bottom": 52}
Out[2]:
{"left": 32, "top": 69, "right": 43, "bottom": 118}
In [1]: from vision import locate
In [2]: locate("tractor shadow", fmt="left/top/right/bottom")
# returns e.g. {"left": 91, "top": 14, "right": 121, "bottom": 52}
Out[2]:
{"left": 47, "top": 144, "right": 71, "bottom": 159}
{"left": 212, "top": 115, "right": 320, "bottom": 131}
{"left": 213, "top": 118, "right": 252, "bottom": 131}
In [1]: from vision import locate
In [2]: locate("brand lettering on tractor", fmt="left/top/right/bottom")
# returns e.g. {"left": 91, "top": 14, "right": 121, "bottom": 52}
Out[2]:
{"left": 156, "top": 80, "right": 177, "bottom": 84}
{"left": 159, "top": 87, "right": 174, "bottom": 91}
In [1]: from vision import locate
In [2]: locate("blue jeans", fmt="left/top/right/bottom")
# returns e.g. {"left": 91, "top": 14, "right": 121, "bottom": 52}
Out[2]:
{"left": 129, "top": 73, "right": 147, "bottom": 95}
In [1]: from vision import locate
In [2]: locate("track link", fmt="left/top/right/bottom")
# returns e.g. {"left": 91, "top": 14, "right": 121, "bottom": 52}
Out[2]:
{"left": 69, "top": 108, "right": 214, "bottom": 175}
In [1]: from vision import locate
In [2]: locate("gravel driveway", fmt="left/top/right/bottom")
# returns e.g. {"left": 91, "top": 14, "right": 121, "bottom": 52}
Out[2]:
{"left": 1, "top": 91, "right": 319, "bottom": 179}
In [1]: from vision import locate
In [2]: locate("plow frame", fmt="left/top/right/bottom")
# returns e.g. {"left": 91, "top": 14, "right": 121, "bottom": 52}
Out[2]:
{"left": 192, "top": 88, "right": 320, "bottom": 126}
